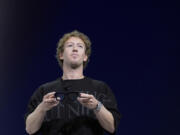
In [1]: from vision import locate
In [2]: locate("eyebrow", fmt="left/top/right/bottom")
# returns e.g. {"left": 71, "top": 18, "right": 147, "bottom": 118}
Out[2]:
{"left": 65, "top": 42, "right": 85, "bottom": 46}
{"left": 77, "top": 43, "right": 84, "bottom": 46}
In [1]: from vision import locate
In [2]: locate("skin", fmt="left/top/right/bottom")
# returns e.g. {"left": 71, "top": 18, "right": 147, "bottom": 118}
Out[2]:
{"left": 25, "top": 36, "right": 115, "bottom": 134}
{"left": 60, "top": 36, "right": 88, "bottom": 71}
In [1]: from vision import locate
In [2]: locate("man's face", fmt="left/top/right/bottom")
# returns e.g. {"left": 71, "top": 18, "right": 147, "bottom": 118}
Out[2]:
{"left": 59, "top": 36, "right": 88, "bottom": 69}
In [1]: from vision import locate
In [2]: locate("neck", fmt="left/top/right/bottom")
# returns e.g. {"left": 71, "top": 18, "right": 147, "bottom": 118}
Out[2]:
{"left": 62, "top": 64, "right": 84, "bottom": 80}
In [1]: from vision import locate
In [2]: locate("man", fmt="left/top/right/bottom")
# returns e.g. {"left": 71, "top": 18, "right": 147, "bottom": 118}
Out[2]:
{"left": 25, "top": 30, "right": 121, "bottom": 135}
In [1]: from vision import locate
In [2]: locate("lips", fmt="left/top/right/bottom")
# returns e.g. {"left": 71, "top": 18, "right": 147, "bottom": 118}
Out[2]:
{"left": 71, "top": 54, "right": 79, "bottom": 59}
{"left": 71, "top": 54, "right": 78, "bottom": 57}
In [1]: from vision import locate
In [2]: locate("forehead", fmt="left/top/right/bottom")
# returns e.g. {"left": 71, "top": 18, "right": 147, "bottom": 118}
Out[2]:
{"left": 65, "top": 36, "right": 85, "bottom": 44}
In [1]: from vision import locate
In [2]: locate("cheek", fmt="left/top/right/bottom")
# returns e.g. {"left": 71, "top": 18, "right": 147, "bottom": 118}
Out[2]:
{"left": 63, "top": 49, "right": 71, "bottom": 56}
{"left": 80, "top": 53, "right": 86, "bottom": 59}
{"left": 79, "top": 49, "right": 86, "bottom": 55}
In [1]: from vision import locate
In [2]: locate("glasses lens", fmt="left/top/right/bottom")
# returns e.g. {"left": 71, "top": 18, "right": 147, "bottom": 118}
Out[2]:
{"left": 55, "top": 92, "right": 65, "bottom": 101}
{"left": 68, "top": 92, "right": 79, "bottom": 101}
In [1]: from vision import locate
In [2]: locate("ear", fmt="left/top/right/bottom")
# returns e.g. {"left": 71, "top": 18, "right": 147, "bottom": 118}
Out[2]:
{"left": 83, "top": 54, "right": 88, "bottom": 62}
{"left": 59, "top": 52, "right": 64, "bottom": 60}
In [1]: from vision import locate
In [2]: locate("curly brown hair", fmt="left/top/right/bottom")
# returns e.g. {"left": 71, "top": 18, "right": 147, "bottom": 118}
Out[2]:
{"left": 56, "top": 30, "right": 92, "bottom": 69}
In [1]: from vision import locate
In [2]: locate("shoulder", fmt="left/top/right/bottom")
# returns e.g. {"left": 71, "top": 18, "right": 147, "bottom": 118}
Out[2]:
{"left": 86, "top": 77, "right": 109, "bottom": 89}
{"left": 86, "top": 77, "right": 104, "bottom": 85}
{"left": 86, "top": 77, "right": 116, "bottom": 101}
{"left": 40, "top": 78, "right": 61, "bottom": 88}
{"left": 34, "top": 78, "right": 61, "bottom": 95}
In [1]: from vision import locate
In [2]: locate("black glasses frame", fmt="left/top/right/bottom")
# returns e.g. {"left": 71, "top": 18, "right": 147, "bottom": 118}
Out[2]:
{"left": 55, "top": 91, "right": 80, "bottom": 101}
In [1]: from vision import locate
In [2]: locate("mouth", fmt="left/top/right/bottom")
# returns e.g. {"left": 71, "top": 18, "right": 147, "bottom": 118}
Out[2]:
{"left": 71, "top": 54, "right": 79, "bottom": 57}
{"left": 71, "top": 54, "right": 79, "bottom": 59}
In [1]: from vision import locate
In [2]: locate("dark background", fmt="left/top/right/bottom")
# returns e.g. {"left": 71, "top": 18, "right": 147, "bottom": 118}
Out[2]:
{"left": 0, "top": 0, "right": 179, "bottom": 134}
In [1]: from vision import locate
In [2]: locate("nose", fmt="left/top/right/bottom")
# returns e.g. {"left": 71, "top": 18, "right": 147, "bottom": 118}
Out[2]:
{"left": 72, "top": 45, "right": 78, "bottom": 52}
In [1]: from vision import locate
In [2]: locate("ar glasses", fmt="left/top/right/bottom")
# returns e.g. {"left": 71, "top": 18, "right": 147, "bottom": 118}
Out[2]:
{"left": 55, "top": 91, "right": 80, "bottom": 102}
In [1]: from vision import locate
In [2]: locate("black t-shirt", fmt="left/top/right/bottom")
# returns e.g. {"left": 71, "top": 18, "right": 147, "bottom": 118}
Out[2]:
{"left": 25, "top": 77, "right": 121, "bottom": 135}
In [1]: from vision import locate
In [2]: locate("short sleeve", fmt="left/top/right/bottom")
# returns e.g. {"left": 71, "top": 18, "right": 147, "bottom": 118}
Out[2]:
{"left": 101, "top": 83, "right": 121, "bottom": 134}
{"left": 24, "top": 86, "right": 44, "bottom": 122}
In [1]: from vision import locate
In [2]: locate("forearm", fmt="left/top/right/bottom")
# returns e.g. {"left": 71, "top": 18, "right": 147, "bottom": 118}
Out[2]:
{"left": 94, "top": 105, "right": 115, "bottom": 133}
{"left": 26, "top": 103, "right": 46, "bottom": 134}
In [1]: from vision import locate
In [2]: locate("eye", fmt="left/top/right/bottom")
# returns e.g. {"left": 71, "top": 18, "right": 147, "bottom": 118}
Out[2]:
{"left": 77, "top": 44, "right": 84, "bottom": 48}
{"left": 78, "top": 45, "right": 83, "bottom": 48}
{"left": 67, "top": 44, "right": 73, "bottom": 47}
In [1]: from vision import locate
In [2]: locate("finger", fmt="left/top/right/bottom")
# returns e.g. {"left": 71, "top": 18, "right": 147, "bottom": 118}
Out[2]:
{"left": 77, "top": 97, "right": 84, "bottom": 104}
{"left": 44, "top": 92, "right": 56, "bottom": 99}
{"left": 52, "top": 101, "right": 59, "bottom": 107}
{"left": 78, "top": 96, "right": 90, "bottom": 101}
{"left": 82, "top": 98, "right": 91, "bottom": 103}
{"left": 81, "top": 102, "right": 94, "bottom": 108}
{"left": 56, "top": 97, "right": 61, "bottom": 101}
{"left": 89, "top": 99, "right": 93, "bottom": 102}
{"left": 79, "top": 98, "right": 91, "bottom": 104}
{"left": 44, "top": 98, "right": 57, "bottom": 103}
{"left": 80, "top": 93, "right": 93, "bottom": 98}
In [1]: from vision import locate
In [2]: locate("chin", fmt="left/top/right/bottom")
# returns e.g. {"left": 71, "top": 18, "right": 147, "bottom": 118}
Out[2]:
{"left": 70, "top": 63, "right": 81, "bottom": 69}
{"left": 71, "top": 62, "right": 83, "bottom": 69}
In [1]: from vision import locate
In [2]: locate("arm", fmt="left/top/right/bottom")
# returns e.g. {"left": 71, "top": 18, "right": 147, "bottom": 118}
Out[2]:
{"left": 93, "top": 104, "right": 115, "bottom": 133}
{"left": 26, "top": 92, "right": 59, "bottom": 134}
{"left": 25, "top": 103, "right": 46, "bottom": 134}
{"left": 77, "top": 93, "right": 115, "bottom": 133}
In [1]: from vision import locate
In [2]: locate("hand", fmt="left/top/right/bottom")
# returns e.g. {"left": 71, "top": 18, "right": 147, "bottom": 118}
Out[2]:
{"left": 77, "top": 93, "right": 98, "bottom": 110}
{"left": 39, "top": 92, "right": 60, "bottom": 112}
